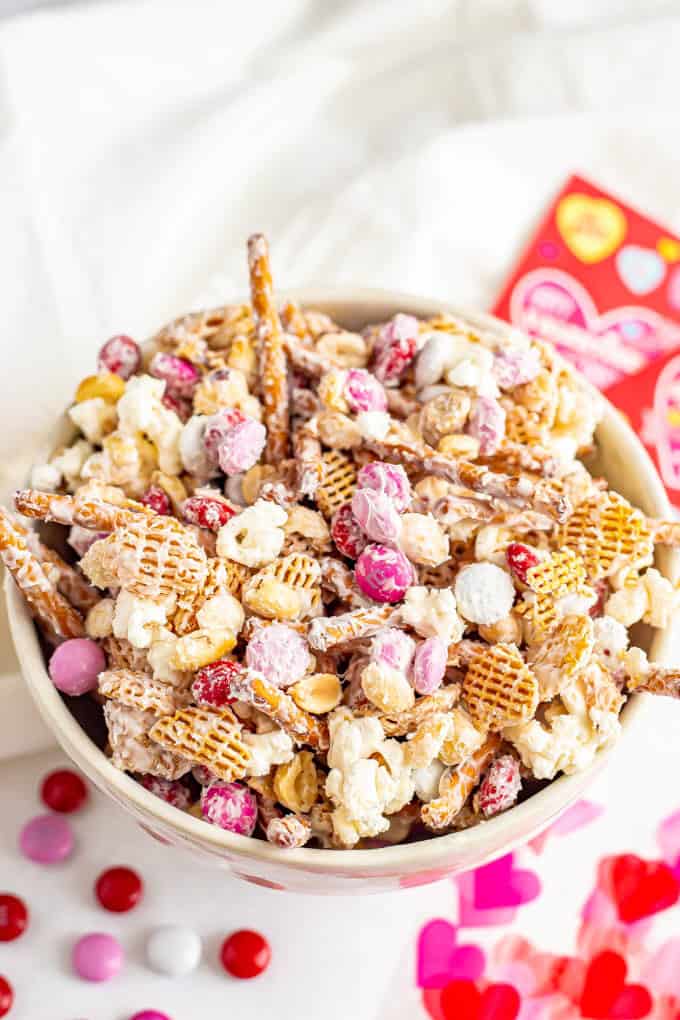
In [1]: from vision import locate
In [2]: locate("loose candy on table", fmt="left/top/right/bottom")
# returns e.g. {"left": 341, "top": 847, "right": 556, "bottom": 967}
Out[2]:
{"left": 0, "top": 977, "right": 13, "bottom": 1019}
{"left": 48, "top": 638, "right": 106, "bottom": 696}
{"left": 95, "top": 867, "right": 144, "bottom": 913}
{"left": 220, "top": 930, "right": 271, "bottom": 979}
{"left": 19, "top": 814, "right": 74, "bottom": 865}
{"left": 40, "top": 769, "right": 88, "bottom": 813}
{"left": 146, "top": 924, "right": 202, "bottom": 977}
{"left": 0, "top": 894, "right": 28, "bottom": 942}
{"left": 72, "top": 933, "right": 124, "bottom": 982}
{"left": 129, "top": 1012, "right": 171, "bottom": 1020}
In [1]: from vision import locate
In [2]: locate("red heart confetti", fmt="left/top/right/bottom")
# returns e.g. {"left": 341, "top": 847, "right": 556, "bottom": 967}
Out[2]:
{"left": 580, "top": 951, "right": 652, "bottom": 1020}
{"left": 610, "top": 855, "right": 680, "bottom": 924}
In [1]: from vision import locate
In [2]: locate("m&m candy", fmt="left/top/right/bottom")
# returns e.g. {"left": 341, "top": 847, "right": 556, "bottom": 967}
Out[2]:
{"left": 220, "top": 930, "right": 271, "bottom": 979}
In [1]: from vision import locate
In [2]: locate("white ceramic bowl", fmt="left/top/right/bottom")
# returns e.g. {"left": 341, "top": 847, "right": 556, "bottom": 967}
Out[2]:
{"left": 6, "top": 292, "right": 679, "bottom": 895}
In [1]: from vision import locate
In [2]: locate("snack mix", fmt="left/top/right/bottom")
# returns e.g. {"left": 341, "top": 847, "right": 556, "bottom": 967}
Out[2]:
{"left": 4, "top": 234, "right": 680, "bottom": 851}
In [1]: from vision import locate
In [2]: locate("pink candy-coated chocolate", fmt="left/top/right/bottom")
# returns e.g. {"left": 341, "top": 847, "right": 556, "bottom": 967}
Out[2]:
{"left": 68, "top": 525, "right": 107, "bottom": 557}
{"left": 373, "top": 334, "right": 417, "bottom": 385}
{"left": 97, "top": 335, "right": 141, "bottom": 380}
{"left": 130, "top": 1013, "right": 171, "bottom": 1020}
{"left": 331, "top": 502, "right": 367, "bottom": 560}
{"left": 203, "top": 408, "right": 247, "bottom": 462}
{"left": 72, "top": 932, "right": 124, "bottom": 982}
{"left": 149, "top": 352, "right": 200, "bottom": 398}
{"left": 140, "top": 775, "right": 193, "bottom": 811}
{"left": 140, "top": 486, "right": 172, "bottom": 515}
{"left": 245, "top": 623, "right": 311, "bottom": 688}
{"left": 478, "top": 755, "right": 522, "bottom": 818}
{"left": 181, "top": 495, "right": 235, "bottom": 531}
{"left": 356, "top": 461, "right": 411, "bottom": 513}
{"left": 201, "top": 782, "right": 257, "bottom": 836}
{"left": 492, "top": 348, "right": 541, "bottom": 390}
{"left": 351, "top": 488, "right": 402, "bottom": 545}
{"left": 373, "top": 313, "right": 419, "bottom": 359}
{"left": 371, "top": 627, "right": 415, "bottom": 672}
{"left": 161, "top": 390, "right": 192, "bottom": 422}
{"left": 217, "top": 419, "right": 266, "bottom": 476}
{"left": 354, "top": 543, "right": 413, "bottom": 603}
{"left": 19, "top": 814, "right": 74, "bottom": 864}
{"left": 467, "top": 396, "right": 506, "bottom": 455}
{"left": 48, "top": 638, "right": 106, "bottom": 696}
{"left": 410, "top": 636, "right": 447, "bottom": 695}
{"left": 344, "top": 369, "right": 388, "bottom": 413}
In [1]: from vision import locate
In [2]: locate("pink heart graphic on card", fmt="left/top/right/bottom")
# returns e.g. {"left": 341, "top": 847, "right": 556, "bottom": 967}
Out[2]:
{"left": 473, "top": 854, "right": 541, "bottom": 910}
{"left": 509, "top": 267, "right": 680, "bottom": 388}
{"left": 640, "top": 354, "right": 680, "bottom": 489}
{"left": 657, "top": 809, "right": 680, "bottom": 867}
{"left": 529, "top": 799, "right": 604, "bottom": 854}
{"left": 416, "top": 919, "right": 486, "bottom": 988}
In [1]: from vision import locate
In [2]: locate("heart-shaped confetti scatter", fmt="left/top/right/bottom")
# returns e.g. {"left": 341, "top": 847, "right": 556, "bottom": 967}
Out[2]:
{"left": 641, "top": 937, "right": 680, "bottom": 999}
{"left": 529, "top": 800, "right": 603, "bottom": 854}
{"left": 657, "top": 810, "right": 680, "bottom": 867}
{"left": 423, "top": 980, "right": 521, "bottom": 1020}
{"left": 417, "top": 919, "right": 485, "bottom": 989}
{"left": 472, "top": 854, "right": 541, "bottom": 911}
{"left": 616, "top": 245, "right": 666, "bottom": 295}
{"left": 581, "top": 951, "right": 652, "bottom": 1020}
{"left": 610, "top": 854, "right": 680, "bottom": 923}
{"left": 556, "top": 194, "right": 627, "bottom": 264}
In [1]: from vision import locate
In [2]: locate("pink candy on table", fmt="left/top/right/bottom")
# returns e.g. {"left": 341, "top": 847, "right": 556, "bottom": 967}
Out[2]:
{"left": 477, "top": 755, "right": 522, "bottom": 818}
{"left": 245, "top": 623, "right": 311, "bottom": 688}
{"left": 344, "top": 368, "right": 388, "bottom": 413}
{"left": 72, "top": 932, "right": 124, "bottom": 982}
{"left": 140, "top": 776, "right": 193, "bottom": 811}
{"left": 97, "top": 335, "right": 141, "bottom": 380}
{"left": 467, "top": 396, "right": 506, "bottom": 455}
{"left": 20, "top": 814, "right": 74, "bottom": 864}
{"left": 217, "top": 419, "right": 267, "bottom": 476}
{"left": 351, "top": 488, "right": 402, "bottom": 545}
{"left": 410, "top": 636, "right": 447, "bottom": 695}
{"left": 330, "top": 502, "right": 367, "bottom": 560}
{"left": 356, "top": 461, "right": 411, "bottom": 513}
{"left": 354, "top": 543, "right": 413, "bottom": 603}
{"left": 201, "top": 782, "right": 257, "bottom": 836}
{"left": 371, "top": 627, "right": 415, "bottom": 672}
{"left": 48, "top": 638, "right": 106, "bottom": 696}
{"left": 149, "top": 352, "right": 200, "bottom": 398}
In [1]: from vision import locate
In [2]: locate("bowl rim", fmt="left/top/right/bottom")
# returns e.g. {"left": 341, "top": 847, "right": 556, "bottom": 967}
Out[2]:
{"left": 5, "top": 288, "right": 676, "bottom": 878}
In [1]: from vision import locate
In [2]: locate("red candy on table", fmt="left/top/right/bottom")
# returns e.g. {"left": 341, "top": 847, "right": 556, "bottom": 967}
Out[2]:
{"left": 95, "top": 867, "right": 143, "bottom": 913}
{"left": 140, "top": 486, "right": 172, "bottom": 515}
{"left": 220, "top": 930, "right": 271, "bottom": 979}
{"left": 0, "top": 976, "right": 13, "bottom": 1018}
{"left": 0, "top": 894, "right": 28, "bottom": 942}
{"left": 40, "top": 769, "right": 87, "bottom": 814}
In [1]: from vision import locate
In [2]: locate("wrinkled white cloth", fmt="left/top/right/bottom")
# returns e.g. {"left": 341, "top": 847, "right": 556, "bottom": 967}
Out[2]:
{"left": 2, "top": 0, "right": 680, "bottom": 756}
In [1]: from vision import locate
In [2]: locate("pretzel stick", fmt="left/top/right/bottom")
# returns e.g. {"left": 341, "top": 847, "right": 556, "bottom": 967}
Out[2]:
{"left": 481, "top": 441, "right": 561, "bottom": 478}
{"left": 291, "top": 387, "right": 321, "bottom": 420}
{"left": 247, "top": 234, "right": 289, "bottom": 463}
{"left": 14, "top": 489, "right": 144, "bottom": 531}
{"left": 10, "top": 515, "right": 100, "bottom": 612}
{"left": 229, "top": 667, "right": 329, "bottom": 750}
{"left": 283, "top": 334, "right": 333, "bottom": 379}
{"left": 279, "top": 300, "right": 309, "bottom": 339}
{"left": 307, "top": 604, "right": 396, "bottom": 651}
{"left": 353, "top": 684, "right": 460, "bottom": 735}
{"left": 363, "top": 438, "right": 570, "bottom": 522}
{"left": 0, "top": 508, "right": 85, "bottom": 638}
{"left": 627, "top": 664, "right": 680, "bottom": 698}
{"left": 293, "top": 418, "right": 323, "bottom": 499}
{"left": 421, "top": 734, "right": 501, "bottom": 830}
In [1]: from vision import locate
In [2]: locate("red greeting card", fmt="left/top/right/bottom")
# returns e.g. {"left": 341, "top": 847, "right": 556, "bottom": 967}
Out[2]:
{"left": 493, "top": 174, "right": 680, "bottom": 508}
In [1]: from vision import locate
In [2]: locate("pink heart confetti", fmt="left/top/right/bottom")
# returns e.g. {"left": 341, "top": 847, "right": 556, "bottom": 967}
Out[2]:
{"left": 456, "top": 871, "right": 519, "bottom": 928}
{"left": 657, "top": 810, "right": 680, "bottom": 867}
{"left": 473, "top": 854, "right": 541, "bottom": 911}
{"left": 416, "top": 919, "right": 486, "bottom": 989}
{"left": 530, "top": 801, "right": 604, "bottom": 854}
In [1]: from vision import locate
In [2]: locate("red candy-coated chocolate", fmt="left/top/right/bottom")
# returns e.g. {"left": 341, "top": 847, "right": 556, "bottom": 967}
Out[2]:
{"left": 95, "top": 867, "right": 143, "bottom": 913}
{"left": 505, "top": 542, "right": 540, "bottom": 585}
{"left": 97, "top": 335, "right": 141, "bottom": 380}
{"left": 161, "top": 390, "right": 192, "bottom": 422}
{"left": 0, "top": 894, "right": 28, "bottom": 942}
{"left": 192, "top": 660, "right": 242, "bottom": 707}
{"left": 331, "top": 502, "right": 367, "bottom": 560}
{"left": 220, "top": 930, "right": 271, "bottom": 979}
{"left": 140, "top": 486, "right": 172, "bottom": 515}
{"left": 182, "top": 496, "right": 235, "bottom": 531}
{"left": 149, "top": 352, "right": 200, "bottom": 398}
{"left": 373, "top": 334, "right": 417, "bottom": 385}
{"left": 477, "top": 755, "right": 522, "bottom": 818}
{"left": 0, "top": 976, "right": 13, "bottom": 1018}
{"left": 40, "top": 769, "right": 88, "bottom": 814}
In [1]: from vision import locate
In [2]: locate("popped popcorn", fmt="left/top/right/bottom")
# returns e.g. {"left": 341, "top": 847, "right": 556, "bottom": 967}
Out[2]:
{"left": 8, "top": 232, "right": 680, "bottom": 853}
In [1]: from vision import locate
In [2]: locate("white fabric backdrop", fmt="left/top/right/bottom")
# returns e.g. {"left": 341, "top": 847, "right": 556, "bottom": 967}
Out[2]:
{"left": 0, "top": 0, "right": 679, "bottom": 749}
